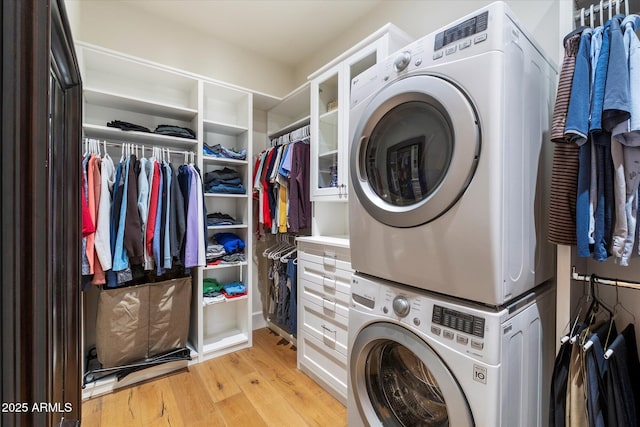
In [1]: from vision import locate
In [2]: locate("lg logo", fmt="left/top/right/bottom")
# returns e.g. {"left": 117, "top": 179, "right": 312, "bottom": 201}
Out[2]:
{"left": 473, "top": 364, "right": 487, "bottom": 384}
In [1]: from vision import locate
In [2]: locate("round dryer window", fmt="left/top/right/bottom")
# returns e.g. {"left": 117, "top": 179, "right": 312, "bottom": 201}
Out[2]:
{"left": 350, "top": 75, "right": 480, "bottom": 228}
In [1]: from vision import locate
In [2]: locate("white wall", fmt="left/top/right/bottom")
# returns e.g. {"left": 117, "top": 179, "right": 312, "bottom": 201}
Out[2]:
{"left": 64, "top": 0, "right": 294, "bottom": 97}
{"left": 295, "top": 0, "right": 566, "bottom": 85}
{"left": 66, "top": 1, "right": 567, "bottom": 98}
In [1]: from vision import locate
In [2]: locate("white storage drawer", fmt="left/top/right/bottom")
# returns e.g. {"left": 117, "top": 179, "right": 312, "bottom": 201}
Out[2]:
{"left": 300, "top": 261, "right": 351, "bottom": 310}
{"left": 301, "top": 298, "right": 349, "bottom": 357}
{"left": 299, "top": 332, "right": 348, "bottom": 403}
{"left": 298, "top": 248, "right": 352, "bottom": 272}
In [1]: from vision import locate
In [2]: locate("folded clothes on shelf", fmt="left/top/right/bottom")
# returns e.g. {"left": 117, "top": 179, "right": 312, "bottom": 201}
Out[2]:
{"left": 203, "top": 143, "right": 247, "bottom": 160}
{"left": 214, "top": 232, "right": 245, "bottom": 254}
{"left": 154, "top": 124, "right": 196, "bottom": 139}
{"left": 207, "top": 212, "right": 241, "bottom": 226}
{"left": 204, "top": 167, "right": 246, "bottom": 194}
{"left": 106, "top": 120, "right": 151, "bottom": 133}
{"left": 222, "top": 281, "right": 246, "bottom": 296}
{"left": 203, "top": 277, "right": 224, "bottom": 294}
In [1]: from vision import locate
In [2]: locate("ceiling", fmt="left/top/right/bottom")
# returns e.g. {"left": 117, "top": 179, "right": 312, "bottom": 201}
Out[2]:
{"left": 122, "top": 0, "right": 384, "bottom": 67}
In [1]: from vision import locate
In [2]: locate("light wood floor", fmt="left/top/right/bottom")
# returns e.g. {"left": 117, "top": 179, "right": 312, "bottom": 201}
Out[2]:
{"left": 82, "top": 328, "right": 347, "bottom": 426}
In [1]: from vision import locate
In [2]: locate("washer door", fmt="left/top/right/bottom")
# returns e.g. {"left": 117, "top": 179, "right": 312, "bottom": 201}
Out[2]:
{"left": 350, "top": 75, "right": 480, "bottom": 228}
{"left": 350, "top": 323, "right": 474, "bottom": 427}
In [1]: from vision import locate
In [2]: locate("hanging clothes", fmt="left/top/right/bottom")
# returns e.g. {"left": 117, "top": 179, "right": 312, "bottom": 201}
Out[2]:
{"left": 551, "top": 11, "right": 640, "bottom": 264}
{"left": 80, "top": 143, "right": 206, "bottom": 288}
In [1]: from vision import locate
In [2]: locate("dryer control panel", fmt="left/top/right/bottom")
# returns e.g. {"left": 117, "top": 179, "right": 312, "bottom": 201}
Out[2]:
{"left": 434, "top": 11, "right": 488, "bottom": 50}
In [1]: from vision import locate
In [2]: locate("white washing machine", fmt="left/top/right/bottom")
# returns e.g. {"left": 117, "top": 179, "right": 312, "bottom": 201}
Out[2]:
{"left": 348, "top": 272, "right": 555, "bottom": 427}
{"left": 348, "top": 1, "right": 557, "bottom": 306}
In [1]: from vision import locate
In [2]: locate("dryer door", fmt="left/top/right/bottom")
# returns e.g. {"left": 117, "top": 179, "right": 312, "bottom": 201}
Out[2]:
{"left": 350, "top": 322, "right": 474, "bottom": 427}
{"left": 350, "top": 75, "right": 480, "bottom": 228}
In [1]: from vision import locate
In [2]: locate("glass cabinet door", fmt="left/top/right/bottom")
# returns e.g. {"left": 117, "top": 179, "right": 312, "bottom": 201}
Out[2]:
{"left": 315, "top": 70, "right": 341, "bottom": 194}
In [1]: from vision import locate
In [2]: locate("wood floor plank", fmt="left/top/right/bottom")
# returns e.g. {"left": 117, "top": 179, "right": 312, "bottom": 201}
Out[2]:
{"left": 216, "top": 393, "right": 269, "bottom": 427}
{"left": 81, "top": 328, "right": 347, "bottom": 426}
{"left": 165, "top": 367, "right": 223, "bottom": 425}
{"left": 242, "top": 333, "right": 347, "bottom": 427}
{"left": 191, "top": 355, "right": 242, "bottom": 403}
{"left": 81, "top": 394, "right": 102, "bottom": 427}
{"left": 97, "top": 387, "right": 143, "bottom": 427}
{"left": 234, "top": 370, "right": 310, "bottom": 427}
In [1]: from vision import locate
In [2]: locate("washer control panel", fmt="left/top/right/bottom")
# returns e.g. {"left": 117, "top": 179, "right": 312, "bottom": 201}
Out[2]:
{"left": 432, "top": 305, "right": 485, "bottom": 338}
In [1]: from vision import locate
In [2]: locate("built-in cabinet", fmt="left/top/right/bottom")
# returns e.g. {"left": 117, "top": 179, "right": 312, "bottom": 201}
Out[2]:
{"left": 296, "top": 237, "right": 353, "bottom": 404}
{"left": 77, "top": 42, "right": 253, "bottom": 397}
{"left": 296, "top": 24, "right": 413, "bottom": 403}
{"left": 309, "top": 24, "right": 413, "bottom": 202}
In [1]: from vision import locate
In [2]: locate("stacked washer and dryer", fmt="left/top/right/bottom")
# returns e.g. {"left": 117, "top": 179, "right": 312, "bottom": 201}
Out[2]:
{"left": 347, "top": 2, "right": 558, "bottom": 426}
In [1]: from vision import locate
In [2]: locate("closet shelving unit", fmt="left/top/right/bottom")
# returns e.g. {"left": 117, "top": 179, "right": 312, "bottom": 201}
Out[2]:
{"left": 198, "top": 80, "right": 253, "bottom": 361}
{"left": 76, "top": 42, "right": 253, "bottom": 397}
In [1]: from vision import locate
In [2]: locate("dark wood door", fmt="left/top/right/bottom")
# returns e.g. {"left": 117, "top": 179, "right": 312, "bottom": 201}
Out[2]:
{"left": 1, "top": 1, "right": 82, "bottom": 426}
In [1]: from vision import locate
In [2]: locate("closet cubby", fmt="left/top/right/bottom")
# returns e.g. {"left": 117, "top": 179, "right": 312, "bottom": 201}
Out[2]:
{"left": 78, "top": 43, "right": 199, "bottom": 148}
{"left": 267, "top": 82, "right": 311, "bottom": 138}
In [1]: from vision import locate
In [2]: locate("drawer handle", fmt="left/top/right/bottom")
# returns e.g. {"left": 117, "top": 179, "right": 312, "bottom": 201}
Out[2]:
{"left": 321, "top": 324, "right": 336, "bottom": 335}
{"left": 322, "top": 275, "right": 336, "bottom": 290}
{"left": 322, "top": 297, "right": 336, "bottom": 312}
{"left": 323, "top": 251, "right": 337, "bottom": 267}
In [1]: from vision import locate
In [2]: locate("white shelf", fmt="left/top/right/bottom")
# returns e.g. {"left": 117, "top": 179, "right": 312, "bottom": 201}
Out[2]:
{"left": 319, "top": 108, "right": 338, "bottom": 123}
{"left": 204, "top": 193, "right": 248, "bottom": 198}
{"left": 84, "top": 87, "right": 198, "bottom": 121}
{"left": 207, "top": 224, "right": 248, "bottom": 230}
{"left": 202, "top": 330, "right": 250, "bottom": 355}
{"left": 201, "top": 155, "right": 248, "bottom": 166}
{"left": 269, "top": 115, "right": 311, "bottom": 140}
{"left": 319, "top": 149, "right": 339, "bottom": 159}
{"left": 203, "top": 262, "right": 248, "bottom": 271}
{"left": 202, "top": 294, "right": 249, "bottom": 307}
{"left": 82, "top": 124, "right": 197, "bottom": 149}
{"left": 203, "top": 119, "right": 248, "bottom": 136}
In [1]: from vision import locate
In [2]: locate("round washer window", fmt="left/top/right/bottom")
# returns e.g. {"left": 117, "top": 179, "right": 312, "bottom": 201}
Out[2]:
{"left": 365, "top": 341, "right": 449, "bottom": 426}
{"left": 364, "top": 101, "right": 453, "bottom": 207}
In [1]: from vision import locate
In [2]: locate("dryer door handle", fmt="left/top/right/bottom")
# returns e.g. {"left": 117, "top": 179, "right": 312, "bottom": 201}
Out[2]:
{"left": 355, "top": 135, "right": 367, "bottom": 182}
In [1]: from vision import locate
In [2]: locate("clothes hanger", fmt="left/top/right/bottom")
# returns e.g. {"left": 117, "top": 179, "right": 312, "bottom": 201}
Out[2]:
{"left": 600, "top": 0, "right": 604, "bottom": 25}
{"left": 590, "top": 4, "right": 595, "bottom": 28}
{"left": 609, "top": 0, "right": 612, "bottom": 20}
{"left": 581, "top": 8, "right": 585, "bottom": 26}
{"left": 612, "top": 279, "right": 635, "bottom": 326}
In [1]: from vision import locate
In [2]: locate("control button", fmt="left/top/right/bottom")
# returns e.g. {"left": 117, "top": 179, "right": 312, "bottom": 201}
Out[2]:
{"left": 431, "top": 326, "right": 441, "bottom": 335}
{"left": 413, "top": 318, "right": 421, "bottom": 326}
{"left": 393, "top": 296, "right": 411, "bottom": 318}
{"left": 456, "top": 335, "right": 469, "bottom": 345}
{"left": 471, "top": 340, "right": 484, "bottom": 350}
{"left": 433, "top": 51, "right": 444, "bottom": 60}
{"left": 383, "top": 75, "right": 390, "bottom": 81}
{"left": 382, "top": 306, "right": 388, "bottom": 314}
{"left": 443, "top": 330, "right": 454, "bottom": 340}
{"left": 459, "top": 39, "right": 472, "bottom": 50}
{"left": 394, "top": 51, "right": 412, "bottom": 72}
{"left": 415, "top": 58, "right": 423, "bottom": 66}
{"left": 474, "top": 34, "right": 488, "bottom": 44}
{"left": 445, "top": 46, "right": 457, "bottom": 55}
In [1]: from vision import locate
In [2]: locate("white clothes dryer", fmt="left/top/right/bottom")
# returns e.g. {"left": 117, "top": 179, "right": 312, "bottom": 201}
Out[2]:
{"left": 347, "top": 272, "right": 555, "bottom": 427}
{"left": 348, "top": 1, "right": 557, "bottom": 306}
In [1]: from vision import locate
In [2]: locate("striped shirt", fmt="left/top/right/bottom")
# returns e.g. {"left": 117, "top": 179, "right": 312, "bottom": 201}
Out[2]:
{"left": 548, "top": 33, "right": 581, "bottom": 245}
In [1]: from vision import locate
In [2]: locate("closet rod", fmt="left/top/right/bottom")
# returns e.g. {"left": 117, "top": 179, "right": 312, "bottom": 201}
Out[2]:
{"left": 573, "top": 0, "right": 628, "bottom": 21}
{"left": 571, "top": 266, "right": 640, "bottom": 291}
{"left": 84, "top": 137, "right": 195, "bottom": 157}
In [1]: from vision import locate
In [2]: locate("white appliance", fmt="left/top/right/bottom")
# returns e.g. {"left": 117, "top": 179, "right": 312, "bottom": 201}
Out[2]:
{"left": 348, "top": 272, "right": 555, "bottom": 427}
{"left": 348, "top": 1, "right": 557, "bottom": 306}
